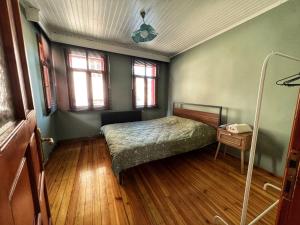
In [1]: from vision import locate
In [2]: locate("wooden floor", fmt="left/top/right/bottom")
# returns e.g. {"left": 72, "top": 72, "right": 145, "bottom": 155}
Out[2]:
{"left": 45, "top": 138, "right": 281, "bottom": 225}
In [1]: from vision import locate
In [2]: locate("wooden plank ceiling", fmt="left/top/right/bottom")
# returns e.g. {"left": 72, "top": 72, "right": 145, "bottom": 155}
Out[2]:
{"left": 23, "top": 0, "right": 286, "bottom": 60}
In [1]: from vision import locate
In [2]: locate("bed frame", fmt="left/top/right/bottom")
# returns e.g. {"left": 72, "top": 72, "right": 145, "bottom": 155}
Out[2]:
{"left": 100, "top": 103, "right": 222, "bottom": 128}
{"left": 173, "top": 102, "right": 222, "bottom": 128}
{"left": 105, "top": 103, "right": 223, "bottom": 185}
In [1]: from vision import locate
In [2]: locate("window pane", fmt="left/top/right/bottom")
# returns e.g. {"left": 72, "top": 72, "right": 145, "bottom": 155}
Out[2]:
{"left": 135, "top": 77, "right": 145, "bottom": 107}
{"left": 43, "top": 66, "right": 50, "bottom": 86}
{"left": 43, "top": 66, "right": 52, "bottom": 109}
{"left": 38, "top": 42, "right": 45, "bottom": 62}
{"left": 41, "top": 35, "right": 50, "bottom": 59}
{"left": 72, "top": 71, "right": 88, "bottom": 107}
{"left": 0, "top": 31, "right": 15, "bottom": 133}
{"left": 134, "top": 63, "right": 145, "bottom": 76}
{"left": 88, "top": 52, "right": 104, "bottom": 71}
{"left": 91, "top": 73, "right": 104, "bottom": 107}
{"left": 146, "top": 64, "right": 156, "bottom": 77}
{"left": 147, "top": 78, "right": 155, "bottom": 107}
{"left": 69, "top": 50, "right": 87, "bottom": 69}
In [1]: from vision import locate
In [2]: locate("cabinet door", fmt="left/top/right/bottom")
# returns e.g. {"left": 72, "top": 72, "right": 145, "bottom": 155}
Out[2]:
{"left": 39, "top": 172, "right": 51, "bottom": 225}
{"left": 28, "top": 132, "right": 51, "bottom": 225}
{"left": 29, "top": 133, "right": 43, "bottom": 191}
{"left": 276, "top": 91, "right": 300, "bottom": 224}
{"left": 0, "top": 122, "right": 36, "bottom": 225}
{"left": 10, "top": 158, "right": 36, "bottom": 225}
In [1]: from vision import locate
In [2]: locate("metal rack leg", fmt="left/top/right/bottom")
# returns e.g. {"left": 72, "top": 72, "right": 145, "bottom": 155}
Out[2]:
{"left": 248, "top": 200, "right": 279, "bottom": 225}
{"left": 213, "top": 183, "right": 281, "bottom": 225}
{"left": 248, "top": 182, "right": 281, "bottom": 225}
{"left": 213, "top": 216, "right": 229, "bottom": 225}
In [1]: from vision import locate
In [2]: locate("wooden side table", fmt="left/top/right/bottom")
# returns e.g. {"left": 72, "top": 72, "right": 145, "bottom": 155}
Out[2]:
{"left": 214, "top": 128, "right": 252, "bottom": 174}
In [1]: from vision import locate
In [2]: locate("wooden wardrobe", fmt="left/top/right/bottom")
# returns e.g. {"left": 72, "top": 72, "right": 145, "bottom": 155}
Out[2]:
{"left": 0, "top": 0, "right": 51, "bottom": 224}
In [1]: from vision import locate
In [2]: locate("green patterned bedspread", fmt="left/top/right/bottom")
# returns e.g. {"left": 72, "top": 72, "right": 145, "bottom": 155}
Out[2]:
{"left": 101, "top": 116, "right": 216, "bottom": 176}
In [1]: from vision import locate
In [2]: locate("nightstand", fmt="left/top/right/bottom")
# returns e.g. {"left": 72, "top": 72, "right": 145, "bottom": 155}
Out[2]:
{"left": 214, "top": 127, "right": 252, "bottom": 174}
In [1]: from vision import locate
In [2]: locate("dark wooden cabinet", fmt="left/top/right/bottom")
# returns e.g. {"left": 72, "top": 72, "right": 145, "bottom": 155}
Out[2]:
{"left": 39, "top": 172, "right": 51, "bottom": 225}
{"left": 0, "top": 0, "right": 51, "bottom": 225}
{"left": 0, "top": 115, "right": 51, "bottom": 225}
{"left": 9, "top": 157, "right": 36, "bottom": 225}
{"left": 0, "top": 116, "right": 50, "bottom": 225}
{"left": 276, "top": 90, "right": 300, "bottom": 225}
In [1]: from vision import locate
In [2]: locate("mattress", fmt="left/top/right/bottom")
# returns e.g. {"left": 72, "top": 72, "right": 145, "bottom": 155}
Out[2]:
{"left": 101, "top": 116, "right": 217, "bottom": 176}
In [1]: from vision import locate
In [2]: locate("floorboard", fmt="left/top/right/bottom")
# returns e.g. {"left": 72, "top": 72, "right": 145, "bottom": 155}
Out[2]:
{"left": 45, "top": 138, "right": 281, "bottom": 225}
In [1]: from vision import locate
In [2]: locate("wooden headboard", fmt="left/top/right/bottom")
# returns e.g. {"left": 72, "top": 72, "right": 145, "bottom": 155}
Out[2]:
{"left": 173, "top": 103, "right": 222, "bottom": 128}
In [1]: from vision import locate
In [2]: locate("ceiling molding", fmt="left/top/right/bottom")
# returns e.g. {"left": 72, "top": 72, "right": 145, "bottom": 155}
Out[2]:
{"left": 24, "top": 5, "right": 39, "bottom": 22}
{"left": 171, "top": 0, "right": 288, "bottom": 58}
{"left": 49, "top": 32, "right": 170, "bottom": 62}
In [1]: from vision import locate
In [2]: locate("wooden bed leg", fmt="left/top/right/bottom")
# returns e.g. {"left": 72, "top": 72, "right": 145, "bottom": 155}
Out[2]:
{"left": 214, "top": 142, "right": 221, "bottom": 160}
{"left": 118, "top": 171, "right": 124, "bottom": 185}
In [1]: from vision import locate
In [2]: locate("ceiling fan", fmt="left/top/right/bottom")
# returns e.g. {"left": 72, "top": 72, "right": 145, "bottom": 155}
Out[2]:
{"left": 131, "top": 10, "right": 157, "bottom": 43}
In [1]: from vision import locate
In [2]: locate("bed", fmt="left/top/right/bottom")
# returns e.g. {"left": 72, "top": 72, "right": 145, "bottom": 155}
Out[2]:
{"left": 101, "top": 103, "right": 222, "bottom": 182}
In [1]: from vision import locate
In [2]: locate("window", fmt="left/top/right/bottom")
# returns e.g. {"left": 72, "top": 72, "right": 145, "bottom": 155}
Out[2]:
{"left": 0, "top": 30, "right": 16, "bottom": 143}
{"left": 66, "top": 48, "right": 108, "bottom": 110}
{"left": 133, "top": 59, "right": 158, "bottom": 108}
{"left": 37, "top": 33, "right": 55, "bottom": 115}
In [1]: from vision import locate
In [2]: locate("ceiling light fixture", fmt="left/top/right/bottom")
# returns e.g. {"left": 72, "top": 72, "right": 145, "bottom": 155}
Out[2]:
{"left": 131, "top": 10, "right": 157, "bottom": 43}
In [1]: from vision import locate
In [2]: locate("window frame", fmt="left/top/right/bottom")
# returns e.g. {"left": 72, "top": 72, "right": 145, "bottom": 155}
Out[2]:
{"left": 132, "top": 58, "right": 158, "bottom": 109}
{"left": 65, "top": 47, "right": 109, "bottom": 111}
{"left": 36, "top": 33, "right": 56, "bottom": 115}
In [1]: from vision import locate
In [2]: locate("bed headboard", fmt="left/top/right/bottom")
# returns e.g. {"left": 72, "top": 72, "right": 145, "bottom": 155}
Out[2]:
{"left": 101, "top": 110, "right": 142, "bottom": 126}
{"left": 173, "top": 103, "right": 222, "bottom": 128}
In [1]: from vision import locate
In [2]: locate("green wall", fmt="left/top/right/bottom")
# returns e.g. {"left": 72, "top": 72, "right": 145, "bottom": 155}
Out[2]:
{"left": 21, "top": 9, "right": 58, "bottom": 160}
{"left": 52, "top": 43, "right": 169, "bottom": 141}
{"left": 169, "top": 0, "right": 300, "bottom": 176}
{"left": 21, "top": 8, "right": 169, "bottom": 146}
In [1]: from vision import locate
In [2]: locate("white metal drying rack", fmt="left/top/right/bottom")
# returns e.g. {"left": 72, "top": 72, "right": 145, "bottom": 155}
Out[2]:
{"left": 213, "top": 182, "right": 281, "bottom": 225}
{"left": 213, "top": 51, "right": 300, "bottom": 225}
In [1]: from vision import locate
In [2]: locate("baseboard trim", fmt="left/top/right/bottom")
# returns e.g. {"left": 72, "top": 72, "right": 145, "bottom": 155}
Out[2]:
{"left": 56, "top": 135, "right": 103, "bottom": 146}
